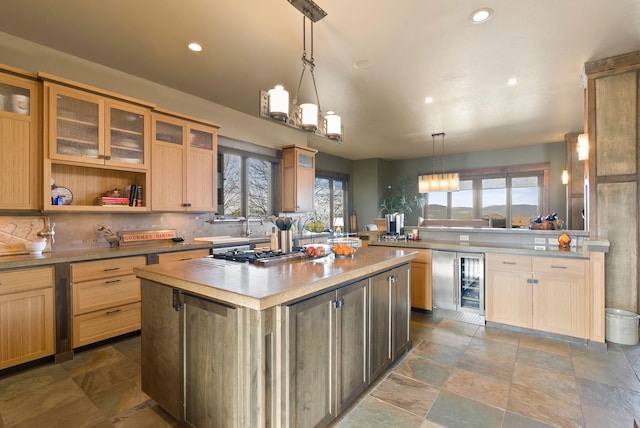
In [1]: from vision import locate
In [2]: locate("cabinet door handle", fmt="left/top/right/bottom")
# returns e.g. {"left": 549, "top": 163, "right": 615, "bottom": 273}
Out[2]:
{"left": 104, "top": 267, "right": 120, "bottom": 272}
{"left": 527, "top": 278, "right": 532, "bottom": 284}
{"left": 106, "top": 309, "right": 122, "bottom": 315}
{"left": 550, "top": 265, "right": 567, "bottom": 269}
{"left": 334, "top": 298, "right": 345, "bottom": 309}
{"left": 105, "top": 279, "right": 121, "bottom": 284}
{"left": 532, "top": 279, "right": 539, "bottom": 284}
{"left": 182, "top": 203, "right": 192, "bottom": 207}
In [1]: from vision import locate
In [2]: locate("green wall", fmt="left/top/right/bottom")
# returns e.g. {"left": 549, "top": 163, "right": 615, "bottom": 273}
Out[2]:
{"left": 341, "top": 142, "right": 567, "bottom": 228}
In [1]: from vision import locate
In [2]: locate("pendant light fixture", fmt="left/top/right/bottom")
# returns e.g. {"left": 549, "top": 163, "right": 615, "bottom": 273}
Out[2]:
{"left": 418, "top": 133, "right": 460, "bottom": 193}
{"left": 259, "top": 0, "right": 343, "bottom": 142}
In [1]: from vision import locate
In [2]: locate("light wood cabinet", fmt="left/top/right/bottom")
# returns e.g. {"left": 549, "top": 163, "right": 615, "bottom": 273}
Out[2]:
{"left": 398, "top": 248, "right": 432, "bottom": 310}
{"left": 0, "top": 266, "right": 55, "bottom": 369}
{"left": 0, "top": 66, "right": 41, "bottom": 210}
{"left": 281, "top": 145, "right": 317, "bottom": 212}
{"left": 41, "top": 74, "right": 153, "bottom": 212}
{"left": 156, "top": 248, "right": 210, "bottom": 264}
{"left": 71, "top": 255, "right": 146, "bottom": 347}
{"left": 151, "top": 110, "right": 219, "bottom": 212}
{"left": 486, "top": 253, "right": 588, "bottom": 338}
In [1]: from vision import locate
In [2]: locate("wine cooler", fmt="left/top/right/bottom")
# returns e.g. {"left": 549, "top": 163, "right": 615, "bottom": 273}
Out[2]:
{"left": 432, "top": 251, "right": 485, "bottom": 324}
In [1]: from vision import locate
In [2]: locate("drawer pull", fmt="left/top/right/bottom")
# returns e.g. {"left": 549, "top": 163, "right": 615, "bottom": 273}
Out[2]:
{"left": 550, "top": 265, "right": 567, "bottom": 269}
{"left": 106, "top": 309, "right": 122, "bottom": 315}
{"left": 104, "top": 267, "right": 121, "bottom": 272}
{"left": 105, "top": 279, "right": 122, "bottom": 284}
{"left": 502, "top": 261, "right": 516, "bottom": 265}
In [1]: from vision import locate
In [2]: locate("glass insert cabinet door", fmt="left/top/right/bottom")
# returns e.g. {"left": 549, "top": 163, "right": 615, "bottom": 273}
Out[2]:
{"left": 155, "top": 119, "right": 183, "bottom": 145}
{"left": 47, "top": 84, "right": 149, "bottom": 169}
{"left": 106, "top": 105, "right": 147, "bottom": 166}
{"left": 50, "top": 88, "right": 102, "bottom": 164}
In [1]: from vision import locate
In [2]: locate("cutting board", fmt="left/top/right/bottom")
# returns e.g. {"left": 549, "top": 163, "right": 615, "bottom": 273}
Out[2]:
{"left": 0, "top": 216, "right": 52, "bottom": 256}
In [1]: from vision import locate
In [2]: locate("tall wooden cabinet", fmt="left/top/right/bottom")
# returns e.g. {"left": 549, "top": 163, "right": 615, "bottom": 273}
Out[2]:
{"left": 40, "top": 74, "right": 153, "bottom": 211}
{"left": 0, "top": 66, "right": 41, "bottom": 210}
{"left": 281, "top": 145, "right": 317, "bottom": 212}
{"left": 584, "top": 51, "right": 640, "bottom": 313}
{"left": 0, "top": 266, "right": 55, "bottom": 369}
{"left": 151, "top": 110, "right": 219, "bottom": 212}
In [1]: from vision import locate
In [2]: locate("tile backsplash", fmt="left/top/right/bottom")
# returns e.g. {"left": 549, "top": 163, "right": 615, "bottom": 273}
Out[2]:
{"left": 48, "top": 211, "right": 312, "bottom": 251}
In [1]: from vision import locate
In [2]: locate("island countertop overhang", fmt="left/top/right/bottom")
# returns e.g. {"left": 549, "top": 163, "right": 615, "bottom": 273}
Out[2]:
{"left": 134, "top": 247, "right": 417, "bottom": 311}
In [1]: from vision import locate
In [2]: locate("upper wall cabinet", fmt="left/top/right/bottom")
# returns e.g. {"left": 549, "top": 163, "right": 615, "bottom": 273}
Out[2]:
{"left": 0, "top": 66, "right": 41, "bottom": 210}
{"left": 151, "top": 110, "right": 219, "bottom": 212}
{"left": 40, "top": 73, "right": 154, "bottom": 212}
{"left": 44, "top": 83, "right": 150, "bottom": 170}
{"left": 281, "top": 145, "right": 317, "bottom": 212}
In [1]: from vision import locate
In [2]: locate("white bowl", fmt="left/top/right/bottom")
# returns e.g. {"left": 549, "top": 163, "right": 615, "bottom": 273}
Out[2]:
{"left": 24, "top": 239, "right": 47, "bottom": 255}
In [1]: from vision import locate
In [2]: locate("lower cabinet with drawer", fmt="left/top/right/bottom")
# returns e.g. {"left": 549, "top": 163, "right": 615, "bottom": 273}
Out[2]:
{"left": 0, "top": 266, "right": 55, "bottom": 369}
{"left": 156, "top": 248, "right": 210, "bottom": 264}
{"left": 486, "top": 253, "right": 588, "bottom": 338}
{"left": 71, "top": 256, "right": 146, "bottom": 348}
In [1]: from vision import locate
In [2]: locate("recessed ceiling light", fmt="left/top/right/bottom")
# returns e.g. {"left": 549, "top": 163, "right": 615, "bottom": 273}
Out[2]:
{"left": 188, "top": 42, "right": 203, "bottom": 52}
{"left": 507, "top": 78, "right": 518, "bottom": 86}
{"left": 425, "top": 97, "right": 434, "bottom": 104}
{"left": 470, "top": 8, "right": 493, "bottom": 24}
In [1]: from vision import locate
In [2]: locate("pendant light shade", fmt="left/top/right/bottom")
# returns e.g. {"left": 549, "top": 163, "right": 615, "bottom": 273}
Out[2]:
{"left": 300, "top": 103, "right": 318, "bottom": 131}
{"left": 268, "top": 85, "right": 289, "bottom": 120}
{"left": 325, "top": 111, "right": 341, "bottom": 139}
{"left": 418, "top": 133, "right": 460, "bottom": 193}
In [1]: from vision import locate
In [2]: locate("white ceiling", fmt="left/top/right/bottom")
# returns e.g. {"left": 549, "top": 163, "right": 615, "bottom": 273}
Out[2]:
{"left": 0, "top": 0, "right": 638, "bottom": 160}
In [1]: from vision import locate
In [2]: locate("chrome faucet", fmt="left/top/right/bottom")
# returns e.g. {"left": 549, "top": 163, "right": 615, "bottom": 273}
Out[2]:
{"left": 245, "top": 214, "right": 264, "bottom": 237}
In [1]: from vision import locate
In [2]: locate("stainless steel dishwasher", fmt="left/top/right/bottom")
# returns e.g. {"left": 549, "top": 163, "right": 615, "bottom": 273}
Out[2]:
{"left": 432, "top": 250, "right": 485, "bottom": 325}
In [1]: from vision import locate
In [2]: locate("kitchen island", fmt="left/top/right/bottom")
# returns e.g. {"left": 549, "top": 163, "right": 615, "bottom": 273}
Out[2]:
{"left": 134, "top": 246, "right": 416, "bottom": 428}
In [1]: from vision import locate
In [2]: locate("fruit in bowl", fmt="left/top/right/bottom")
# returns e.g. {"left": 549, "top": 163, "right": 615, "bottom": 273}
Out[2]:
{"left": 332, "top": 243, "right": 355, "bottom": 257}
{"left": 305, "top": 245, "right": 326, "bottom": 257}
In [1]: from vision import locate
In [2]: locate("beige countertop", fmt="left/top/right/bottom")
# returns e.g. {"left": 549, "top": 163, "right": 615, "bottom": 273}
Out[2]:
{"left": 0, "top": 237, "right": 270, "bottom": 270}
{"left": 368, "top": 239, "right": 604, "bottom": 259}
{"left": 134, "top": 247, "right": 417, "bottom": 311}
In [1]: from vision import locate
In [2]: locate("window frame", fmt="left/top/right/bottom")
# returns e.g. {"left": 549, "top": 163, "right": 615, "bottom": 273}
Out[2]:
{"left": 315, "top": 170, "right": 350, "bottom": 233}
{"left": 217, "top": 137, "right": 280, "bottom": 217}
{"left": 423, "top": 163, "right": 549, "bottom": 226}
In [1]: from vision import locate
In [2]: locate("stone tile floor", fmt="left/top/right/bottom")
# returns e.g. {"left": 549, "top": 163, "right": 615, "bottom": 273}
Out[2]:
{"left": 0, "top": 312, "right": 638, "bottom": 427}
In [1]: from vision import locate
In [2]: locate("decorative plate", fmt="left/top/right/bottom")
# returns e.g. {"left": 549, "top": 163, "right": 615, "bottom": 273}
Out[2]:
{"left": 51, "top": 186, "right": 73, "bottom": 205}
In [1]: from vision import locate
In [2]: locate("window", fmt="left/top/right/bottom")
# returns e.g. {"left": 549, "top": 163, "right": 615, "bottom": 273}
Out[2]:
{"left": 217, "top": 138, "right": 279, "bottom": 217}
{"left": 314, "top": 172, "right": 349, "bottom": 233}
{"left": 423, "top": 163, "right": 548, "bottom": 227}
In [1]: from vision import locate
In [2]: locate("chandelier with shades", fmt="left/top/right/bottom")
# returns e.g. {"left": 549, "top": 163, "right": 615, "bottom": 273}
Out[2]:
{"left": 418, "top": 132, "right": 460, "bottom": 193}
{"left": 259, "top": 0, "right": 343, "bottom": 142}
